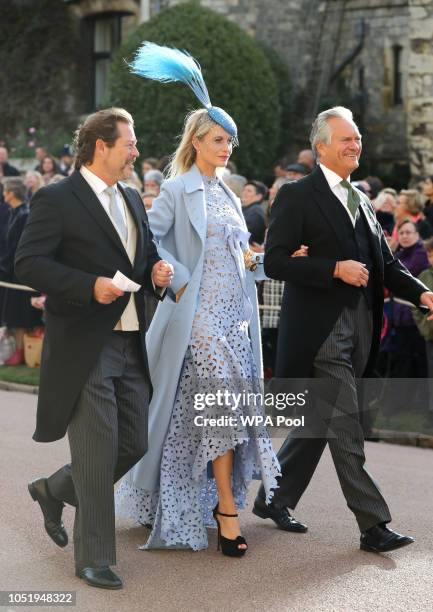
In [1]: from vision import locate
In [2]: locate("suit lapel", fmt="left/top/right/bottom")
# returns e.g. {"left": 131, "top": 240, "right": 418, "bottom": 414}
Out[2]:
{"left": 311, "top": 167, "right": 350, "bottom": 254}
{"left": 70, "top": 171, "right": 129, "bottom": 259}
{"left": 358, "top": 191, "right": 378, "bottom": 234}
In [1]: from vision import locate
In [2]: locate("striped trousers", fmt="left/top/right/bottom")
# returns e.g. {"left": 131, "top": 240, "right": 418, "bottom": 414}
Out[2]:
{"left": 258, "top": 297, "right": 392, "bottom": 531}
{"left": 47, "top": 332, "right": 149, "bottom": 570}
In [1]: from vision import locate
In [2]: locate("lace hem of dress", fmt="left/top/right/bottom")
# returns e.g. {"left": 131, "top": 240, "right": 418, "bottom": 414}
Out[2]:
{"left": 115, "top": 437, "right": 280, "bottom": 551}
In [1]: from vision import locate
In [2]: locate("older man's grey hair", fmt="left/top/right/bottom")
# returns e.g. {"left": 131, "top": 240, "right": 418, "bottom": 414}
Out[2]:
{"left": 309, "top": 106, "right": 356, "bottom": 162}
{"left": 144, "top": 169, "right": 164, "bottom": 185}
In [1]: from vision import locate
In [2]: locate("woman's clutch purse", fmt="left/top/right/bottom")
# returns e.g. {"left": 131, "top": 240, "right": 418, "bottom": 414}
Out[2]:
{"left": 243, "top": 248, "right": 260, "bottom": 271}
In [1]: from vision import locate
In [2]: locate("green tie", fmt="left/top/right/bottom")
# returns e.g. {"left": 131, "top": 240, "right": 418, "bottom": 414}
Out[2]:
{"left": 340, "top": 179, "right": 360, "bottom": 220}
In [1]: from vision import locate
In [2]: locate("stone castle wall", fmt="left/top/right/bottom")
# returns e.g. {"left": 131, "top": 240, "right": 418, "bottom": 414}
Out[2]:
{"left": 70, "top": 0, "right": 433, "bottom": 181}
{"left": 160, "top": 0, "right": 433, "bottom": 182}
{"left": 407, "top": 0, "right": 433, "bottom": 181}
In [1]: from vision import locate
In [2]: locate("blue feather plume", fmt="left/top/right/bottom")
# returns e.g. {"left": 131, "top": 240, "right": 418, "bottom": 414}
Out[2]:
{"left": 130, "top": 42, "right": 212, "bottom": 109}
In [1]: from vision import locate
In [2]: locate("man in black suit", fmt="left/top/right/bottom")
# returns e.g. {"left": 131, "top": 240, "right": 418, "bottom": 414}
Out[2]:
{"left": 0, "top": 146, "right": 20, "bottom": 177}
{"left": 15, "top": 108, "right": 173, "bottom": 588}
{"left": 253, "top": 106, "right": 433, "bottom": 553}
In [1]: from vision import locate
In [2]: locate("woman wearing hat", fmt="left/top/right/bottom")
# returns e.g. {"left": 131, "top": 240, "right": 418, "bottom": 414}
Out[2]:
{"left": 116, "top": 43, "right": 280, "bottom": 556}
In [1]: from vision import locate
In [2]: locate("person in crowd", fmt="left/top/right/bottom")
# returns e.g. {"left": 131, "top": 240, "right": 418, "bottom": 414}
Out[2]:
{"left": 0, "top": 177, "right": 43, "bottom": 365}
{"left": 273, "top": 159, "right": 288, "bottom": 179}
{"left": 142, "top": 191, "right": 156, "bottom": 211}
{"left": 261, "top": 176, "right": 306, "bottom": 377}
{"left": 422, "top": 175, "right": 433, "bottom": 226}
{"left": 34, "top": 146, "right": 49, "bottom": 172}
{"left": 24, "top": 170, "right": 44, "bottom": 201}
{"left": 226, "top": 159, "right": 237, "bottom": 175}
{"left": 143, "top": 169, "right": 164, "bottom": 195}
{"left": 47, "top": 174, "right": 66, "bottom": 185}
{"left": 40, "top": 155, "right": 59, "bottom": 185}
{"left": 387, "top": 220, "right": 429, "bottom": 377}
{"left": 157, "top": 155, "right": 171, "bottom": 173}
{"left": 224, "top": 173, "right": 247, "bottom": 198}
{"left": 0, "top": 196, "right": 8, "bottom": 318}
{"left": 257, "top": 105, "right": 433, "bottom": 553}
{"left": 141, "top": 157, "right": 159, "bottom": 179}
{"left": 58, "top": 144, "right": 74, "bottom": 176}
{"left": 353, "top": 180, "right": 372, "bottom": 197}
{"left": 268, "top": 177, "right": 288, "bottom": 204}
{"left": 241, "top": 180, "right": 268, "bottom": 246}
{"left": 390, "top": 189, "right": 433, "bottom": 249}
{"left": 413, "top": 237, "right": 433, "bottom": 414}
{"left": 142, "top": 171, "right": 164, "bottom": 329}
{"left": 373, "top": 188, "right": 397, "bottom": 235}
{"left": 296, "top": 149, "right": 315, "bottom": 172}
{"left": 16, "top": 107, "right": 172, "bottom": 590}
{"left": 115, "top": 41, "right": 280, "bottom": 557}
{"left": 364, "top": 175, "right": 383, "bottom": 199}
{"left": 0, "top": 146, "right": 20, "bottom": 177}
{"left": 379, "top": 220, "right": 430, "bottom": 413}
{"left": 286, "top": 163, "right": 309, "bottom": 181}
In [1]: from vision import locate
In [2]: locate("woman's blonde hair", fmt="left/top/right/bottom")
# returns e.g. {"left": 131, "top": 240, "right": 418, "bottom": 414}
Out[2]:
{"left": 399, "top": 189, "right": 424, "bottom": 215}
{"left": 25, "top": 170, "right": 44, "bottom": 193}
{"left": 166, "top": 109, "right": 220, "bottom": 179}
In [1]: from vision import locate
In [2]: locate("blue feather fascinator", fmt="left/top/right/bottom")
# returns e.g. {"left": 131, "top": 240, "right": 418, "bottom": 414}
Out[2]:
{"left": 130, "top": 41, "right": 237, "bottom": 138}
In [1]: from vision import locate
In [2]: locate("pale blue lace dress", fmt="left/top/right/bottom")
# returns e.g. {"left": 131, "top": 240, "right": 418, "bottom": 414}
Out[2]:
{"left": 115, "top": 175, "right": 280, "bottom": 550}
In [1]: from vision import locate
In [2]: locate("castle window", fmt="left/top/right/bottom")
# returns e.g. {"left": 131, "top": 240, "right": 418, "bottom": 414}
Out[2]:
{"left": 92, "top": 14, "right": 123, "bottom": 108}
{"left": 392, "top": 44, "right": 403, "bottom": 105}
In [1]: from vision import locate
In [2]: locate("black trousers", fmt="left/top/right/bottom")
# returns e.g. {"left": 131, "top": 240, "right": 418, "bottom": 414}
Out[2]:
{"left": 257, "top": 299, "right": 392, "bottom": 532}
{"left": 47, "top": 332, "right": 149, "bottom": 569}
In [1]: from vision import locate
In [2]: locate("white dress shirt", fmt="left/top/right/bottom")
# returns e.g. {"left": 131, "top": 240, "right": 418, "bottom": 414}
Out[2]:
{"left": 319, "top": 163, "right": 356, "bottom": 227}
{"left": 80, "top": 165, "right": 128, "bottom": 236}
{"left": 80, "top": 166, "right": 139, "bottom": 331}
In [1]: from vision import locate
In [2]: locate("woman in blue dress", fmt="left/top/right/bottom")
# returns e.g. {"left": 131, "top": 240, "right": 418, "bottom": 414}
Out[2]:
{"left": 115, "top": 43, "right": 280, "bottom": 556}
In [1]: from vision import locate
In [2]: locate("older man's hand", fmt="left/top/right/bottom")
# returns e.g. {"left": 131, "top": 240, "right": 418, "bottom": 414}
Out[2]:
{"left": 420, "top": 291, "right": 433, "bottom": 320}
{"left": 152, "top": 260, "right": 174, "bottom": 288}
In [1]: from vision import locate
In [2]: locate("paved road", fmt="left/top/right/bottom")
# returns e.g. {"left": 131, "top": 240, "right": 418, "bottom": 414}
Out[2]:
{"left": 1, "top": 389, "right": 432, "bottom": 612}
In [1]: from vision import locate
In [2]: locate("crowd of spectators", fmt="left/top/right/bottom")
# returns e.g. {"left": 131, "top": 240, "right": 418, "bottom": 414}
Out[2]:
{"left": 1, "top": 140, "right": 433, "bottom": 398}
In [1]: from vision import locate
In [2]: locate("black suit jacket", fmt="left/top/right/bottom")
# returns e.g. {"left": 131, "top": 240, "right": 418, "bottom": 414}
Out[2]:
{"left": 265, "top": 166, "right": 428, "bottom": 378}
{"left": 15, "top": 171, "right": 162, "bottom": 442}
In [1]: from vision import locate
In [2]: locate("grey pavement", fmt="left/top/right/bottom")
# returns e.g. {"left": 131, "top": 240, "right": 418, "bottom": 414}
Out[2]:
{"left": 1, "top": 389, "right": 432, "bottom": 612}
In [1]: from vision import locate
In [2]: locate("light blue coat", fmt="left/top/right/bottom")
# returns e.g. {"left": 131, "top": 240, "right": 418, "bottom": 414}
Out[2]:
{"left": 124, "top": 164, "right": 265, "bottom": 492}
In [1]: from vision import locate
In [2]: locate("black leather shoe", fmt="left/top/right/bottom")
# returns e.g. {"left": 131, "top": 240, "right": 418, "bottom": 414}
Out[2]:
{"left": 360, "top": 524, "right": 414, "bottom": 553}
{"left": 76, "top": 566, "right": 123, "bottom": 590}
{"left": 28, "top": 478, "right": 68, "bottom": 547}
{"left": 252, "top": 498, "right": 308, "bottom": 533}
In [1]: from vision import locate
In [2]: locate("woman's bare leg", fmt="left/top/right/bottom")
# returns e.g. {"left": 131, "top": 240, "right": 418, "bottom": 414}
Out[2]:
{"left": 213, "top": 450, "right": 247, "bottom": 549}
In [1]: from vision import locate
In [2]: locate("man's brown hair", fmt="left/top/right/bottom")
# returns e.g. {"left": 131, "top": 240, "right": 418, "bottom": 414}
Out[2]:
{"left": 73, "top": 108, "right": 134, "bottom": 170}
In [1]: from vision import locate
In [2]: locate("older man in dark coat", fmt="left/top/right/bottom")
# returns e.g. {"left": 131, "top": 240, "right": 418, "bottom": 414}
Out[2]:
{"left": 253, "top": 106, "right": 433, "bottom": 554}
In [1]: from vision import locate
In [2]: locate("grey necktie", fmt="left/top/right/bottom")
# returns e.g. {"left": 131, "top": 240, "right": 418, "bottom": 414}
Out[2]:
{"left": 105, "top": 185, "right": 127, "bottom": 242}
{"left": 340, "top": 179, "right": 361, "bottom": 220}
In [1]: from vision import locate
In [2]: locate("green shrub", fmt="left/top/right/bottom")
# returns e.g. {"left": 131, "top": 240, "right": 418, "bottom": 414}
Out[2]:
{"left": 108, "top": 2, "right": 281, "bottom": 177}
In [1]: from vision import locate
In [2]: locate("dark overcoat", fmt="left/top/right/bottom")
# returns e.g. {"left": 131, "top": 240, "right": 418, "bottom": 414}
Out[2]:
{"left": 15, "top": 171, "right": 161, "bottom": 442}
{"left": 265, "top": 166, "right": 429, "bottom": 378}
